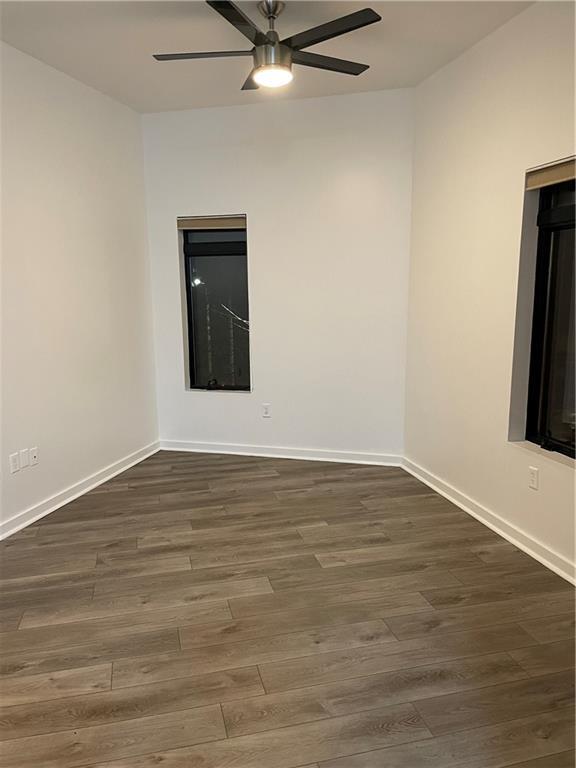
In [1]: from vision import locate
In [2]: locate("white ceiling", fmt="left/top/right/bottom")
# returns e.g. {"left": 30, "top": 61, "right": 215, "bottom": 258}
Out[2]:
{"left": 0, "top": 1, "right": 531, "bottom": 112}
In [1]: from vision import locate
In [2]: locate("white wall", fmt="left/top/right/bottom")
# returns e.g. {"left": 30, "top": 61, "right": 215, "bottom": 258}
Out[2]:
{"left": 1, "top": 44, "right": 158, "bottom": 533}
{"left": 405, "top": 2, "right": 575, "bottom": 579}
{"left": 143, "top": 90, "right": 413, "bottom": 462}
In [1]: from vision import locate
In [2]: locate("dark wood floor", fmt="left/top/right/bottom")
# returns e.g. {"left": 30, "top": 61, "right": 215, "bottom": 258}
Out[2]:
{"left": 0, "top": 451, "right": 574, "bottom": 768}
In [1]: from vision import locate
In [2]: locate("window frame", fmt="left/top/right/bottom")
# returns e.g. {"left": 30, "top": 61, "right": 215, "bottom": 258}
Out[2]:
{"left": 525, "top": 181, "right": 575, "bottom": 458}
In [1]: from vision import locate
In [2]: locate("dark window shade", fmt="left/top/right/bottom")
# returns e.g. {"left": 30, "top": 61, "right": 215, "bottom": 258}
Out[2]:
{"left": 177, "top": 215, "right": 246, "bottom": 230}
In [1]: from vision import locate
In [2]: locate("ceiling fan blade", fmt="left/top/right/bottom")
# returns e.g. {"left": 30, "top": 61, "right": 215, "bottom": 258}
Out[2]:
{"left": 291, "top": 50, "right": 368, "bottom": 76}
{"left": 206, "top": 1, "right": 268, "bottom": 46}
{"left": 153, "top": 50, "right": 253, "bottom": 61}
{"left": 241, "top": 71, "right": 259, "bottom": 90}
{"left": 281, "top": 8, "right": 381, "bottom": 51}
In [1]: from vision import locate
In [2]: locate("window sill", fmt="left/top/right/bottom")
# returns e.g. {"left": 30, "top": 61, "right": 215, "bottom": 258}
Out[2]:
{"left": 509, "top": 439, "right": 575, "bottom": 468}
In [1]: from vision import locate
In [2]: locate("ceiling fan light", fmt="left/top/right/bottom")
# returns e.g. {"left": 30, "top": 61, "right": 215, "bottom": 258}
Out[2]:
{"left": 253, "top": 65, "right": 293, "bottom": 88}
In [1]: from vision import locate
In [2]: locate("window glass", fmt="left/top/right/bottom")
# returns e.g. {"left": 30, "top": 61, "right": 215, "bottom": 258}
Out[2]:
{"left": 526, "top": 180, "right": 575, "bottom": 457}
{"left": 183, "top": 227, "right": 250, "bottom": 391}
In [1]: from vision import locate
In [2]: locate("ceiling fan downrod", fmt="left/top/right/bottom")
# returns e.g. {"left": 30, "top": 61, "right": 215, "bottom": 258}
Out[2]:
{"left": 257, "top": 1, "right": 285, "bottom": 30}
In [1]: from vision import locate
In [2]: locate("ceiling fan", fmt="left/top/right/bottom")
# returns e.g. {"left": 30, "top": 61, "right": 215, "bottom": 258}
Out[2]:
{"left": 153, "top": 1, "right": 381, "bottom": 90}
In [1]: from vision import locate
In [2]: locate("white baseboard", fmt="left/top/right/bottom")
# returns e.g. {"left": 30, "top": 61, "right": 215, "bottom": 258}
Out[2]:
{"left": 402, "top": 457, "right": 576, "bottom": 586}
{"left": 160, "top": 440, "right": 402, "bottom": 467}
{"left": 0, "top": 441, "right": 160, "bottom": 540}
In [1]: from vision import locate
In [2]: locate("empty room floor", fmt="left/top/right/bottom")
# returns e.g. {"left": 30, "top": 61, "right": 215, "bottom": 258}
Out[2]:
{"left": 0, "top": 451, "right": 574, "bottom": 768}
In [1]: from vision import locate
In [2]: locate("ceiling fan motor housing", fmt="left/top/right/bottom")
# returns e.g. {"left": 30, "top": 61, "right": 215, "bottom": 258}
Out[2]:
{"left": 254, "top": 31, "right": 292, "bottom": 70}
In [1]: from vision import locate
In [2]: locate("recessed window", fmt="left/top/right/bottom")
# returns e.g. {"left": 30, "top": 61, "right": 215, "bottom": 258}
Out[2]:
{"left": 526, "top": 179, "right": 575, "bottom": 457}
{"left": 180, "top": 216, "right": 250, "bottom": 391}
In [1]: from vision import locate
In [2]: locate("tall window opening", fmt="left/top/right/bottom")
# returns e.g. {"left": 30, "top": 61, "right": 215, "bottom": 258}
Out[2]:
{"left": 180, "top": 216, "right": 250, "bottom": 391}
{"left": 526, "top": 175, "right": 575, "bottom": 457}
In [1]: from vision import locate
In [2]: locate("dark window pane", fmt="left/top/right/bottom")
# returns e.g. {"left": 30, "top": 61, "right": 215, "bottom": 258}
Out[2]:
{"left": 526, "top": 180, "right": 575, "bottom": 457}
{"left": 543, "top": 228, "right": 575, "bottom": 446}
{"left": 184, "top": 228, "right": 250, "bottom": 391}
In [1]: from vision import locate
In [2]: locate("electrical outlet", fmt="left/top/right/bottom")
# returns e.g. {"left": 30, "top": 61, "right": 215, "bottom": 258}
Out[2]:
{"left": 19, "top": 448, "right": 30, "bottom": 469}
{"left": 528, "top": 466, "right": 539, "bottom": 490}
{"left": 262, "top": 403, "right": 272, "bottom": 418}
{"left": 30, "top": 447, "right": 39, "bottom": 466}
{"left": 9, "top": 453, "right": 20, "bottom": 474}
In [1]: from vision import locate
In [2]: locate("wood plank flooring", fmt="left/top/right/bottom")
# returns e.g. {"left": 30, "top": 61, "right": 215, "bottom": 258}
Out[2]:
{"left": 0, "top": 450, "right": 574, "bottom": 768}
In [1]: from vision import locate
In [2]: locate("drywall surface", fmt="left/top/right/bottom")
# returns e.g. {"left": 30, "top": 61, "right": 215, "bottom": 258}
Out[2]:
{"left": 143, "top": 90, "right": 413, "bottom": 461}
{"left": 1, "top": 43, "right": 158, "bottom": 531}
{"left": 405, "top": 2, "right": 575, "bottom": 578}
